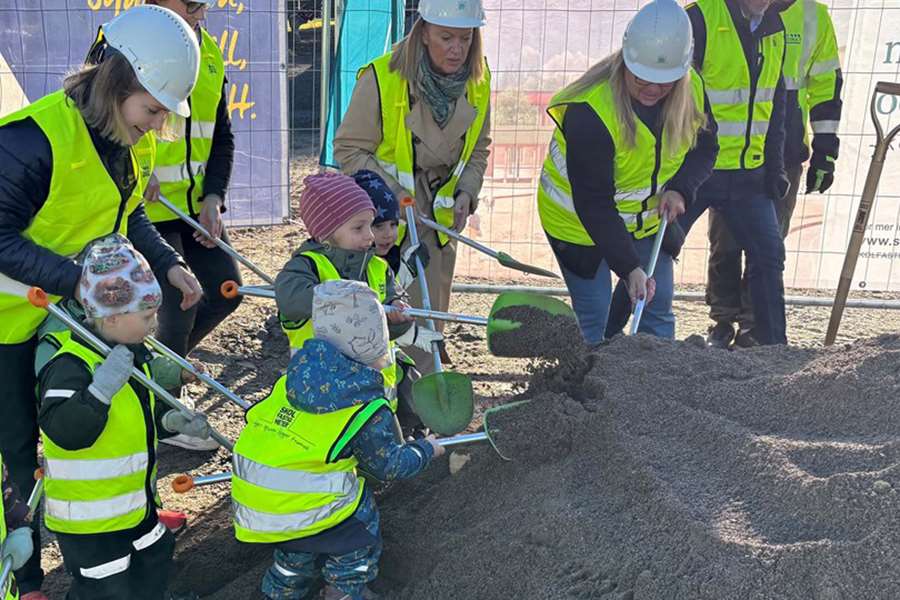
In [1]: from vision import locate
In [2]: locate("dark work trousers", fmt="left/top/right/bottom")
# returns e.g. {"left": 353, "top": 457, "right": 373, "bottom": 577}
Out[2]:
{"left": 678, "top": 169, "right": 787, "bottom": 345}
{"left": 156, "top": 223, "right": 243, "bottom": 359}
{"left": 56, "top": 516, "right": 175, "bottom": 600}
{"left": 705, "top": 164, "right": 803, "bottom": 331}
{"left": 0, "top": 336, "right": 43, "bottom": 593}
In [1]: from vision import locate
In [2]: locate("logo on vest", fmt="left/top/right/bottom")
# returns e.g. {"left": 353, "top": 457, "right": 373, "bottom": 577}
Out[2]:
{"left": 274, "top": 406, "right": 296, "bottom": 428}
{"left": 208, "top": 63, "right": 218, "bottom": 75}
{"left": 786, "top": 33, "right": 802, "bottom": 45}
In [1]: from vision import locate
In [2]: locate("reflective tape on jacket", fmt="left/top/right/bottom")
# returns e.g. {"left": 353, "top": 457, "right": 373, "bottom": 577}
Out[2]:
{"left": 697, "top": 0, "right": 785, "bottom": 170}
{"left": 144, "top": 28, "right": 225, "bottom": 224}
{"left": 233, "top": 477, "right": 362, "bottom": 534}
{"left": 361, "top": 51, "right": 491, "bottom": 246}
{"left": 810, "top": 119, "right": 839, "bottom": 134}
{"left": 45, "top": 452, "right": 148, "bottom": 481}
{"left": 45, "top": 490, "right": 146, "bottom": 523}
{"left": 233, "top": 454, "right": 356, "bottom": 495}
{"left": 536, "top": 69, "right": 705, "bottom": 245}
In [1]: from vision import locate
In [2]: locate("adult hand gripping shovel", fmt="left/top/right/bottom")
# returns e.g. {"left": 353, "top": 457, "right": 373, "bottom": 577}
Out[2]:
{"left": 629, "top": 218, "right": 667, "bottom": 335}
{"left": 416, "top": 214, "right": 559, "bottom": 279}
{"left": 0, "top": 469, "right": 44, "bottom": 595}
{"left": 401, "top": 197, "right": 474, "bottom": 435}
{"left": 222, "top": 283, "right": 575, "bottom": 359}
{"left": 24, "top": 283, "right": 234, "bottom": 451}
{"left": 825, "top": 81, "right": 900, "bottom": 345}
{"left": 170, "top": 411, "right": 530, "bottom": 493}
{"left": 157, "top": 195, "right": 275, "bottom": 285}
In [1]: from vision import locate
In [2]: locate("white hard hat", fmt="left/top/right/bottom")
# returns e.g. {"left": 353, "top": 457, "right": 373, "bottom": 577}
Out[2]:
{"left": 101, "top": 5, "right": 200, "bottom": 118}
{"left": 622, "top": 0, "right": 693, "bottom": 84}
{"left": 418, "top": 0, "right": 486, "bottom": 28}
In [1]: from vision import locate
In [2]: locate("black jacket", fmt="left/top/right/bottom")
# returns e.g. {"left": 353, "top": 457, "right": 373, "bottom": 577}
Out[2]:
{"left": 547, "top": 92, "right": 719, "bottom": 280}
{"left": 687, "top": 0, "right": 787, "bottom": 176}
{"left": 37, "top": 333, "right": 174, "bottom": 451}
{"left": 0, "top": 114, "right": 183, "bottom": 298}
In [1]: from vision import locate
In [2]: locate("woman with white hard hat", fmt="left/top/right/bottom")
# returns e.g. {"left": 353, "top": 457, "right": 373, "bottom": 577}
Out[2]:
{"left": 0, "top": 6, "right": 202, "bottom": 597}
{"left": 334, "top": 0, "right": 492, "bottom": 369}
{"left": 537, "top": 0, "right": 719, "bottom": 345}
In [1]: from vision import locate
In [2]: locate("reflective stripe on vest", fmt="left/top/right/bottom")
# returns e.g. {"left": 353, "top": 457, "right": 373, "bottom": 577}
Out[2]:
{"left": 361, "top": 52, "right": 491, "bottom": 246}
{"left": 697, "top": 0, "right": 785, "bottom": 170}
{"left": 781, "top": 0, "right": 840, "bottom": 146}
{"left": 231, "top": 375, "right": 388, "bottom": 543}
{"left": 144, "top": 28, "right": 225, "bottom": 224}
{"left": 41, "top": 338, "right": 158, "bottom": 534}
{"left": 537, "top": 71, "right": 705, "bottom": 244}
{"left": 0, "top": 90, "right": 153, "bottom": 343}
{"left": 278, "top": 251, "right": 398, "bottom": 399}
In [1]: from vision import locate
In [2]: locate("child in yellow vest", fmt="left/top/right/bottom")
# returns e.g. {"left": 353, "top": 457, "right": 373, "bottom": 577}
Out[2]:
{"left": 35, "top": 235, "right": 208, "bottom": 600}
{"left": 233, "top": 279, "right": 444, "bottom": 600}
{"left": 275, "top": 172, "right": 442, "bottom": 434}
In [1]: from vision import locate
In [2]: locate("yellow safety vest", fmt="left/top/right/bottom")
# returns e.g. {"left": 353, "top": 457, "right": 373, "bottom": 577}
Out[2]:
{"left": 0, "top": 90, "right": 154, "bottom": 344}
{"left": 360, "top": 52, "right": 491, "bottom": 246}
{"left": 0, "top": 453, "right": 20, "bottom": 600}
{"left": 40, "top": 337, "right": 160, "bottom": 535}
{"left": 232, "top": 375, "right": 389, "bottom": 543}
{"left": 278, "top": 251, "right": 398, "bottom": 397}
{"left": 537, "top": 71, "right": 705, "bottom": 245}
{"left": 144, "top": 28, "right": 225, "bottom": 223}
{"left": 694, "top": 0, "right": 785, "bottom": 170}
{"left": 780, "top": 0, "right": 841, "bottom": 144}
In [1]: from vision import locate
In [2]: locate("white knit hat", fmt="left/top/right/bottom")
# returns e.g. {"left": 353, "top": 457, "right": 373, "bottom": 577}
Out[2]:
{"left": 312, "top": 280, "right": 390, "bottom": 367}
{"left": 79, "top": 234, "right": 163, "bottom": 319}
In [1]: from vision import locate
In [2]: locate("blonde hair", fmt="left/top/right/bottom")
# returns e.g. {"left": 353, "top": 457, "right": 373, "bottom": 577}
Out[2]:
{"left": 560, "top": 50, "right": 706, "bottom": 157}
{"left": 63, "top": 50, "right": 178, "bottom": 145}
{"left": 388, "top": 18, "right": 485, "bottom": 83}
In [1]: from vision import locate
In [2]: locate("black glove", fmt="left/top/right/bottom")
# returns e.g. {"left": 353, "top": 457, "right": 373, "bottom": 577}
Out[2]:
{"left": 661, "top": 219, "right": 686, "bottom": 261}
{"left": 766, "top": 169, "right": 791, "bottom": 201}
{"left": 805, "top": 152, "right": 836, "bottom": 194}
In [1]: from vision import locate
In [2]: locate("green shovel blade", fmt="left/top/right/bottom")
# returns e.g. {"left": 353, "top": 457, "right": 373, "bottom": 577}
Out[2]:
{"left": 496, "top": 252, "right": 559, "bottom": 279}
{"left": 486, "top": 292, "right": 576, "bottom": 356}
{"left": 412, "top": 372, "right": 474, "bottom": 436}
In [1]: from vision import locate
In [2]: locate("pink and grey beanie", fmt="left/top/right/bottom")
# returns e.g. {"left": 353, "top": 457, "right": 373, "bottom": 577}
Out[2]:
{"left": 79, "top": 234, "right": 163, "bottom": 319}
{"left": 299, "top": 172, "right": 375, "bottom": 241}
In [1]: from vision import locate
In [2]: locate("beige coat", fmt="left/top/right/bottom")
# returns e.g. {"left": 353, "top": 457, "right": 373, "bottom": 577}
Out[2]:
{"left": 333, "top": 63, "right": 492, "bottom": 372}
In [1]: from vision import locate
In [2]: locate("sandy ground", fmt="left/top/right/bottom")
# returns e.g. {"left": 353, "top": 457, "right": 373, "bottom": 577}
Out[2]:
{"left": 34, "top": 184, "right": 900, "bottom": 598}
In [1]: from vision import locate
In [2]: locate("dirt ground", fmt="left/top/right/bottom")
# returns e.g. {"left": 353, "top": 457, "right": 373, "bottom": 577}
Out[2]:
{"left": 36, "top": 193, "right": 900, "bottom": 598}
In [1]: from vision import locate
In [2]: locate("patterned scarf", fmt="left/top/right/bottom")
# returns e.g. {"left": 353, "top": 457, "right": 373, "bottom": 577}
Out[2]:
{"left": 416, "top": 49, "right": 471, "bottom": 129}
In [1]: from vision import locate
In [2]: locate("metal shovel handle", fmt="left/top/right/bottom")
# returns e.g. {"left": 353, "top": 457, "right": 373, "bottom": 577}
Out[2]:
{"left": 385, "top": 305, "right": 489, "bottom": 326}
{"left": 143, "top": 336, "right": 251, "bottom": 410}
{"left": 630, "top": 218, "right": 668, "bottom": 335}
{"left": 221, "top": 281, "right": 275, "bottom": 300}
{"left": 27, "top": 287, "right": 234, "bottom": 451}
{"left": 156, "top": 195, "right": 275, "bottom": 285}
{"left": 418, "top": 214, "right": 499, "bottom": 259}
{"left": 400, "top": 197, "right": 443, "bottom": 375}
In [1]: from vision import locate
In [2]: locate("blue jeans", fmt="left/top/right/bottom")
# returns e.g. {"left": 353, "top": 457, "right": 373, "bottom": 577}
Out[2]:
{"left": 679, "top": 170, "right": 786, "bottom": 345}
{"left": 558, "top": 235, "right": 675, "bottom": 345}
{"left": 261, "top": 492, "right": 382, "bottom": 600}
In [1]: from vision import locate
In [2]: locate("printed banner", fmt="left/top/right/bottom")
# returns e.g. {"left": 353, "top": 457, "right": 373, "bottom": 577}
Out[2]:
{"left": 0, "top": 0, "right": 288, "bottom": 226}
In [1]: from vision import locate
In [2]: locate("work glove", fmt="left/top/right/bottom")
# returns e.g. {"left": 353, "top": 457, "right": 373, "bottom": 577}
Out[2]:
{"left": 88, "top": 344, "right": 134, "bottom": 405}
{"left": 394, "top": 322, "right": 443, "bottom": 353}
{"left": 765, "top": 169, "right": 791, "bottom": 201}
{"left": 396, "top": 243, "right": 431, "bottom": 293}
{"left": 806, "top": 152, "right": 836, "bottom": 194}
{"left": 1, "top": 527, "right": 34, "bottom": 570}
{"left": 161, "top": 410, "right": 213, "bottom": 439}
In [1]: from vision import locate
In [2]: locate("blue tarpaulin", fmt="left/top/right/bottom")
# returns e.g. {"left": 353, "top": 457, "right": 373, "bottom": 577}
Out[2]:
{"left": 319, "top": 0, "right": 405, "bottom": 167}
